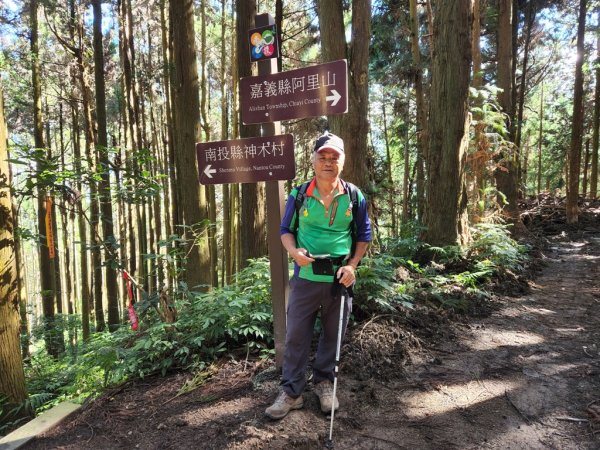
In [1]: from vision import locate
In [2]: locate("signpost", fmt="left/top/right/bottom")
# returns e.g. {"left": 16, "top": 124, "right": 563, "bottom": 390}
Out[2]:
{"left": 196, "top": 135, "right": 295, "bottom": 185}
{"left": 253, "top": 13, "right": 289, "bottom": 370}
{"left": 239, "top": 59, "right": 348, "bottom": 124}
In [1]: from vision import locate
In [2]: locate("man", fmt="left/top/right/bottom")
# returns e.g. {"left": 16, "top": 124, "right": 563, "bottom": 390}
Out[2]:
{"left": 265, "top": 131, "right": 372, "bottom": 420}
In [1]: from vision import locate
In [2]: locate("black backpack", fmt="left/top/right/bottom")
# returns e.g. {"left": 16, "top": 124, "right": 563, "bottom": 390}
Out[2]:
{"left": 292, "top": 180, "right": 360, "bottom": 250}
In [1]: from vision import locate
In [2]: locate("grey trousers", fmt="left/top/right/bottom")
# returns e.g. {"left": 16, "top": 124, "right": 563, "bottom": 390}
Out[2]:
{"left": 281, "top": 276, "right": 352, "bottom": 398}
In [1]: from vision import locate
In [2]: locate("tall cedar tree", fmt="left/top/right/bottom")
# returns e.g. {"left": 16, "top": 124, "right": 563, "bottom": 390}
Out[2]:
{"left": 170, "top": 0, "right": 212, "bottom": 288}
{"left": 69, "top": 0, "right": 90, "bottom": 341}
{"left": 423, "top": 0, "right": 472, "bottom": 246}
{"left": 200, "top": 0, "right": 219, "bottom": 286}
{"left": 409, "top": 0, "right": 427, "bottom": 221}
{"left": 567, "top": 0, "right": 586, "bottom": 223}
{"left": 470, "top": 0, "right": 486, "bottom": 221}
{"left": 591, "top": 11, "right": 600, "bottom": 199}
{"left": 0, "top": 81, "right": 32, "bottom": 427}
{"left": 494, "top": 0, "right": 520, "bottom": 223}
{"left": 220, "top": 0, "right": 232, "bottom": 285}
{"left": 31, "top": 0, "right": 63, "bottom": 356}
{"left": 316, "top": 0, "right": 371, "bottom": 190}
{"left": 92, "top": 0, "right": 120, "bottom": 330}
{"left": 236, "top": 0, "right": 267, "bottom": 267}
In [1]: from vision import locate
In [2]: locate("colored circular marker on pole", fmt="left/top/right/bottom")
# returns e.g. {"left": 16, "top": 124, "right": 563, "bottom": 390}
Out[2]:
{"left": 251, "top": 32, "right": 262, "bottom": 46}
{"left": 262, "top": 29, "right": 274, "bottom": 45}
{"left": 263, "top": 44, "right": 275, "bottom": 57}
{"left": 249, "top": 24, "right": 279, "bottom": 62}
{"left": 252, "top": 46, "right": 263, "bottom": 59}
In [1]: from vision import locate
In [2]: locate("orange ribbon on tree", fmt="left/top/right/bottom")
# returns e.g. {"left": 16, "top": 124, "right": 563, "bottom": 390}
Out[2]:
{"left": 45, "top": 196, "right": 55, "bottom": 259}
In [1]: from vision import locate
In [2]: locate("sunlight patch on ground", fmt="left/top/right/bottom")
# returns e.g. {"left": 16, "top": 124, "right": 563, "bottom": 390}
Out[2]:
{"left": 521, "top": 305, "right": 557, "bottom": 316}
{"left": 179, "top": 396, "right": 256, "bottom": 425}
{"left": 580, "top": 254, "right": 600, "bottom": 261}
{"left": 555, "top": 326, "right": 585, "bottom": 333}
{"left": 528, "top": 362, "right": 579, "bottom": 377}
{"left": 464, "top": 328, "right": 545, "bottom": 351}
{"left": 401, "top": 379, "right": 522, "bottom": 419}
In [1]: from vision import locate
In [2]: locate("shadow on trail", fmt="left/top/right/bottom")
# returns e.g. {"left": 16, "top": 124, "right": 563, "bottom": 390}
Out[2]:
{"left": 20, "top": 235, "right": 600, "bottom": 450}
{"left": 328, "top": 237, "right": 600, "bottom": 450}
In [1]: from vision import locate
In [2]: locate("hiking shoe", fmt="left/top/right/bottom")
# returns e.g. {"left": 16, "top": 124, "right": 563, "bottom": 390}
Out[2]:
{"left": 313, "top": 380, "right": 339, "bottom": 413}
{"left": 265, "top": 391, "right": 304, "bottom": 419}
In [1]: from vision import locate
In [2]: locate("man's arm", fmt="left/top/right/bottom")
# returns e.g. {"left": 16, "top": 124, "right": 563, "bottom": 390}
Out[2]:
{"left": 281, "top": 232, "right": 314, "bottom": 267}
{"left": 347, "top": 241, "right": 369, "bottom": 269}
{"left": 337, "top": 241, "right": 368, "bottom": 287}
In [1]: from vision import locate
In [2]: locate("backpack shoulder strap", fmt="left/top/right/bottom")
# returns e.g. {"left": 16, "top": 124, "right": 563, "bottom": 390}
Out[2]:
{"left": 343, "top": 181, "right": 360, "bottom": 219}
{"left": 342, "top": 180, "right": 361, "bottom": 256}
{"left": 292, "top": 181, "right": 310, "bottom": 235}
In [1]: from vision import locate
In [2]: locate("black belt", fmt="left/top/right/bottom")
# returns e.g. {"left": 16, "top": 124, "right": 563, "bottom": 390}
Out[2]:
{"left": 330, "top": 256, "right": 347, "bottom": 265}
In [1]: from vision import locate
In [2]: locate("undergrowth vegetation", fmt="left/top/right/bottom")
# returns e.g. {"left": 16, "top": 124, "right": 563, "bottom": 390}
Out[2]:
{"left": 22, "top": 223, "right": 528, "bottom": 416}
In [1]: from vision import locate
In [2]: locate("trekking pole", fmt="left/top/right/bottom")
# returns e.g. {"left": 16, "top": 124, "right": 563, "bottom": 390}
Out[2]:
{"left": 324, "top": 285, "right": 347, "bottom": 450}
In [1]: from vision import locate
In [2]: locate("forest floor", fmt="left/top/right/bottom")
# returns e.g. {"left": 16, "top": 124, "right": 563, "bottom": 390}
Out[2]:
{"left": 22, "top": 197, "right": 600, "bottom": 450}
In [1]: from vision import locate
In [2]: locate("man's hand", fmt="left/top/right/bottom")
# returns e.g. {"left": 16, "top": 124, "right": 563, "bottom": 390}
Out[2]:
{"left": 292, "top": 248, "right": 314, "bottom": 267}
{"left": 336, "top": 264, "right": 356, "bottom": 287}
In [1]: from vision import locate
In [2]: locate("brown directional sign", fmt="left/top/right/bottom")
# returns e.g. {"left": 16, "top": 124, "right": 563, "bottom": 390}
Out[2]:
{"left": 196, "top": 134, "right": 295, "bottom": 185}
{"left": 240, "top": 59, "right": 348, "bottom": 124}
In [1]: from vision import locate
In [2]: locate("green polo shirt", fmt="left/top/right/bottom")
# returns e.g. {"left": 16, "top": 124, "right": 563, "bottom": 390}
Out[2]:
{"left": 289, "top": 179, "right": 355, "bottom": 282}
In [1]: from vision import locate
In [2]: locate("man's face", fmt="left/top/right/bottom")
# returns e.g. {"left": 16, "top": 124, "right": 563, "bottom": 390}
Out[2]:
{"left": 313, "top": 149, "right": 344, "bottom": 180}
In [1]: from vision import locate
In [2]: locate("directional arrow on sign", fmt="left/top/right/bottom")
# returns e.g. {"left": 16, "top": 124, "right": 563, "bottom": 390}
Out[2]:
{"left": 204, "top": 165, "right": 217, "bottom": 178}
{"left": 197, "top": 135, "right": 295, "bottom": 185}
{"left": 326, "top": 89, "right": 341, "bottom": 106}
{"left": 240, "top": 59, "right": 348, "bottom": 124}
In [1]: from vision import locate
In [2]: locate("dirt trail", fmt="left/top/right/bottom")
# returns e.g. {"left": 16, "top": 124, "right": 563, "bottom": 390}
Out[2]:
{"left": 22, "top": 232, "right": 600, "bottom": 450}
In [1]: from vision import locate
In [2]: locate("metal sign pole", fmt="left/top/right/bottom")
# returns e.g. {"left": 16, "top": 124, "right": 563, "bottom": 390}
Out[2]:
{"left": 255, "top": 13, "right": 288, "bottom": 369}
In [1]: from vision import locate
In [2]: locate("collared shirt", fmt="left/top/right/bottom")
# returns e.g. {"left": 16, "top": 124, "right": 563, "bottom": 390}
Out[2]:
{"left": 280, "top": 178, "right": 372, "bottom": 282}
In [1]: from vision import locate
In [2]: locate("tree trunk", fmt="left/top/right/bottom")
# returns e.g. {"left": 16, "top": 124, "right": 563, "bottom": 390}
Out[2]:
{"left": 382, "top": 100, "right": 396, "bottom": 236}
{"left": 221, "top": 0, "right": 231, "bottom": 286}
{"left": 494, "top": 0, "right": 520, "bottom": 224}
{"left": 236, "top": 0, "right": 267, "bottom": 267}
{"left": 200, "top": 0, "right": 218, "bottom": 287}
{"left": 60, "top": 11, "right": 105, "bottom": 332}
{"left": 566, "top": 0, "right": 586, "bottom": 224}
{"left": 410, "top": 0, "right": 427, "bottom": 222}
{"left": 0, "top": 80, "right": 32, "bottom": 427}
{"left": 73, "top": 21, "right": 105, "bottom": 332}
{"left": 58, "top": 98, "right": 75, "bottom": 348}
{"left": 591, "top": 12, "right": 600, "bottom": 199}
{"left": 423, "top": 0, "right": 472, "bottom": 247}
{"left": 316, "top": 0, "right": 370, "bottom": 190}
{"left": 44, "top": 102, "right": 63, "bottom": 316}
{"left": 514, "top": 3, "right": 535, "bottom": 152}
{"left": 402, "top": 86, "right": 411, "bottom": 222}
{"left": 583, "top": 139, "right": 590, "bottom": 197}
{"left": 13, "top": 198, "right": 29, "bottom": 358}
{"left": 538, "top": 83, "right": 544, "bottom": 195}
{"left": 93, "top": 0, "right": 120, "bottom": 330}
{"left": 160, "top": 0, "right": 176, "bottom": 288}
{"left": 170, "top": 0, "right": 212, "bottom": 288}
{"left": 31, "top": 0, "right": 62, "bottom": 356}
{"left": 119, "top": 0, "right": 140, "bottom": 287}
{"left": 470, "top": 0, "right": 486, "bottom": 222}
{"left": 510, "top": 0, "right": 518, "bottom": 140}
{"left": 69, "top": 0, "right": 90, "bottom": 341}
{"left": 146, "top": 22, "right": 163, "bottom": 289}
{"left": 522, "top": 133, "right": 530, "bottom": 194}
{"left": 231, "top": 1, "right": 240, "bottom": 278}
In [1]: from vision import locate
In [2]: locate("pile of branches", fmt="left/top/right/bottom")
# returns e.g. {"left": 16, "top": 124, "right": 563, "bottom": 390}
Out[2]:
{"left": 519, "top": 193, "right": 600, "bottom": 234}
